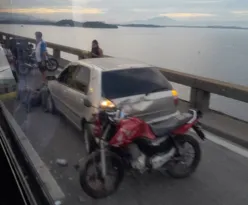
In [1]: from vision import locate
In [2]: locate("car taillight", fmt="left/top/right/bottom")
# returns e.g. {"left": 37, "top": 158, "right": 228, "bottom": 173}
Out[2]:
{"left": 100, "top": 98, "right": 115, "bottom": 109}
{"left": 172, "top": 89, "right": 179, "bottom": 106}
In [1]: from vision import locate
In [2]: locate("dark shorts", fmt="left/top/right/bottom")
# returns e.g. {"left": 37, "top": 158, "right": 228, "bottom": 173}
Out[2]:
{"left": 38, "top": 62, "right": 46, "bottom": 73}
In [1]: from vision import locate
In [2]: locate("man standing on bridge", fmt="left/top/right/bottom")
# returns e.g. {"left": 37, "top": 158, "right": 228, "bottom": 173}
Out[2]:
{"left": 35, "top": 31, "right": 47, "bottom": 83}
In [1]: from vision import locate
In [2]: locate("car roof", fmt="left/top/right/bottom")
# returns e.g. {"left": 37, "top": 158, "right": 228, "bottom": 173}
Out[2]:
{"left": 76, "top": 57, "right": 152, "bottom": 71}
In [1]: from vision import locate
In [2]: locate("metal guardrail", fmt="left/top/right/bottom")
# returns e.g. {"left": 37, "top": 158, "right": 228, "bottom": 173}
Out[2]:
{"left": 1, "top": 31, "right": 248, "bottom": 112}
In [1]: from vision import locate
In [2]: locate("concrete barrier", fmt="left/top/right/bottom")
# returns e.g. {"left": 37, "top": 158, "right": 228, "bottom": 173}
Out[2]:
{"left": 0, "top": 101, "right": 65, "bottom": 203}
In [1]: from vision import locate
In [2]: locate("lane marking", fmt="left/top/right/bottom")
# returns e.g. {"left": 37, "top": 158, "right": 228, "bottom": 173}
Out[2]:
{"left": 204, "top": 131, "right": 248, "bottom": 159}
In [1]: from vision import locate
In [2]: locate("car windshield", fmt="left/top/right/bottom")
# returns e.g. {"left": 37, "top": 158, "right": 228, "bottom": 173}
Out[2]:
{"left": 101, "top": 67, "right": 172, "bottom": 99}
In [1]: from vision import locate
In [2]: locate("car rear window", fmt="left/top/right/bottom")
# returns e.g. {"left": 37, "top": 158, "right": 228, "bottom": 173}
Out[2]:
{"left": 101, "top": 67, "right": 172, "bottom": 99}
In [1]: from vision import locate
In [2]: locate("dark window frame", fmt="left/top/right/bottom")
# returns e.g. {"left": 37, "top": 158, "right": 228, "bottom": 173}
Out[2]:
{"left": 57, "top": 65, "right": 78, "bottom": 87}
{"left": 70, "top": 65, "right": 91, "bottom": 94}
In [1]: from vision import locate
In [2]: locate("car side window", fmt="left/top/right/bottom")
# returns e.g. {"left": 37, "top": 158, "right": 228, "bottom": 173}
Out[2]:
{"left": 58, "top": 65, "right": 77, "bottom": 87}
{"left": 72, "top": 66, "right": 91, "bottom": 94}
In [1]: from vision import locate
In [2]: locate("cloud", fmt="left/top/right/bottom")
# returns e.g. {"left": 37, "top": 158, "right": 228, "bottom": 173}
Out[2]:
{"left": 1, "top": 0, "right": 248, "bottom": 22}
{"left": 131, "top": 8, "right": 167, "bottom": 13}
{"left": 186, "top": 0, "right": 223, "bottom": 4}
{"left": 231, "top": 10, "right": 248, "bottom": 15}
{"left": 131, "top": 9, "right": 150, "bottom": 13}
{"left": 160, "top": 13, "right": 216, "bottom": 18}
{"left": 0, "top": 7, "right": 105, "bottom": 14}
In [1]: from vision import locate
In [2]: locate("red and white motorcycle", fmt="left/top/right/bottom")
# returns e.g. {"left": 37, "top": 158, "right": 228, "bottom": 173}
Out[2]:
{"left": 78, "top": 98, "right": 205, "bottom": 199}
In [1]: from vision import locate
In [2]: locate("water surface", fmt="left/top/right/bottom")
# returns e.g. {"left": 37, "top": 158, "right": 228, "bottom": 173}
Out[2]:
{"left": 0, "top": 24, "right": 247, "bottom": 121}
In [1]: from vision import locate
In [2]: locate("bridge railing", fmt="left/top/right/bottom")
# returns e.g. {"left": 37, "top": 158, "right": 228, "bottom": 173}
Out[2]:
{"left": 1, "top": 31, "right": 248, "bottom": 113}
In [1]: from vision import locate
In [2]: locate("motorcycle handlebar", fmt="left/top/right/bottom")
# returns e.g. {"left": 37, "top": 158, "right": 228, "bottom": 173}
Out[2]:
{"left": 85, "top": 109, "right": 119, "bottom": 125}
{"left": 85, "top": 96, "right": 150, "bottom": 124}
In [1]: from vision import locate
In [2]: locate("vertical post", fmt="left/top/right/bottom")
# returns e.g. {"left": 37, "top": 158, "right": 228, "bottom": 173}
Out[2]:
{"left": 5, "top": 35, "right": 10, "bottom": 47}
{"left": 78, "top": 51, "right": 85, "bottom": 60}
{"left": 53, "top": 48, "right": 60, "bottom": 59}
{"left": 78, "top": 54, "right": 84, "bottom": 60}
{"left": 4, "top": 84, "right": 9, "bottom": 93}
{"left": 190, "top": 88, "right": 210, "bottom": 113}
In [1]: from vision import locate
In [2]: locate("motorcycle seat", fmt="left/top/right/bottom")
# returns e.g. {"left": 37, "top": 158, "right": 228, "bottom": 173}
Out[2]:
{"left": 149, "top": 113, "right": 193, "bottom": 137}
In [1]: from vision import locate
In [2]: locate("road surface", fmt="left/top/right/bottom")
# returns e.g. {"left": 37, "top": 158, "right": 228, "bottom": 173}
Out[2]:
{"left": 5, "top": 67, "right": 248, "bottom": 205}
{"left": 4, "top": 101, "right": 248, "bottom": 205}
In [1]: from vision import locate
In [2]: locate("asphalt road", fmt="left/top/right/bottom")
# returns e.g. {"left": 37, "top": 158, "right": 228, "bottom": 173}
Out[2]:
{"left": 5, "top": 68, "right": 248, "bottom": 205}
{"left": 3, "top": 99, "right": 246, "bottom": 205}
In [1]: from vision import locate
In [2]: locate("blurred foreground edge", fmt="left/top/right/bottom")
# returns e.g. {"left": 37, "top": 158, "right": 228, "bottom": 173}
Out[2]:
{"left": 0, "top": 100, "right": 65, "bottom": 205}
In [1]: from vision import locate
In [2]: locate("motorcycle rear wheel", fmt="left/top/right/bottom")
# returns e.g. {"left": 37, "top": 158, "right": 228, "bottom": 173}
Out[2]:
{"left": 79, "top": 150, "right": 124, "bottom": 199}
{"left": 166, "top": 134, "right": 201, "bottom": 178}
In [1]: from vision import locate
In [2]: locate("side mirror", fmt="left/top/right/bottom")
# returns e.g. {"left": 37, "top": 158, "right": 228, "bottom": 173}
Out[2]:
{"left": 84, "top": 98, "right": 92, "bottom": 107}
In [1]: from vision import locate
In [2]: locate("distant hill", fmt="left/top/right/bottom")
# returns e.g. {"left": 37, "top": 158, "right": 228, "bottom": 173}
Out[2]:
{"left": 56, "top": 19, "right": 118, "bottom": 29}
{"left": 83, "top": 21, "right": 118, "bottom": 29}
{"left": 119, "top": 24, "right": 164, "bottom": 28}
{"left": 1, "top": 13, "right": 247, "bottom": 30}
{"left": 0, "top": 12, "right": 49, "bottom": 22}
{"left": 127, "top": 16, "right": 175, "bottom": 26}
{"left": 0, "top": 15, "right": 118, "bottom": 29}
{"left": 0, "top": 20, "right": 54, "bottom": 25}
{"left": 0, "top": 12, "right": 54, "bottom": 25}
{"left": 56, "top": 19, "right": 82, "bottom": 27}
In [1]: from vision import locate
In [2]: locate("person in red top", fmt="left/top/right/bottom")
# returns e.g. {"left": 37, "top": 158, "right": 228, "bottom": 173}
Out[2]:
{"left": 91, "top": 40, "right": 103, "bottom": 58}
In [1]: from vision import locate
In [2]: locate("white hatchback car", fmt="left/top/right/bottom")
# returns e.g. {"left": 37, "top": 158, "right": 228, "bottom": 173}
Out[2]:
{"left": 46, "top": 57, "right": 179, "bottom": 151}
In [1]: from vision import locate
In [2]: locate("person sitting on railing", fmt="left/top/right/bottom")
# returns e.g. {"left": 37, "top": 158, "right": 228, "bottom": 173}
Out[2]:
{"left": 35, "top": 31, "right": 48, "bottom": 83}
{"left": 91, "top": 40, "right": 103, "bottom": 58}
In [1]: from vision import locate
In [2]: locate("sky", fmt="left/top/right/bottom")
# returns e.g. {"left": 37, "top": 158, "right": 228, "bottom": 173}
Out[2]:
{"left": 1, "top": 0, "right": 248, "bottom": 23}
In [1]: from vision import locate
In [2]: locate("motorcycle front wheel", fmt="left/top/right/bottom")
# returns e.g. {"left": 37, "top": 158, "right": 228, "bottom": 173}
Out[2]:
{"left": 166, "top": 134, "right": 201, "bottom": 178}
{"left": 79, "top": 150, "right": 124, "bottom": 199}
{"left": 46, "top": 58, "right": 59, "bottom": 71}
{"left": 18, "top": 64, "right": 30, "bottom": 75}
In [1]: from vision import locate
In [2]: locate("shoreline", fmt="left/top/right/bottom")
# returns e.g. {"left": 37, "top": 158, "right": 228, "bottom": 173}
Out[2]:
{"left": 1, "top": 23, "right": 248, "bottom": 30}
